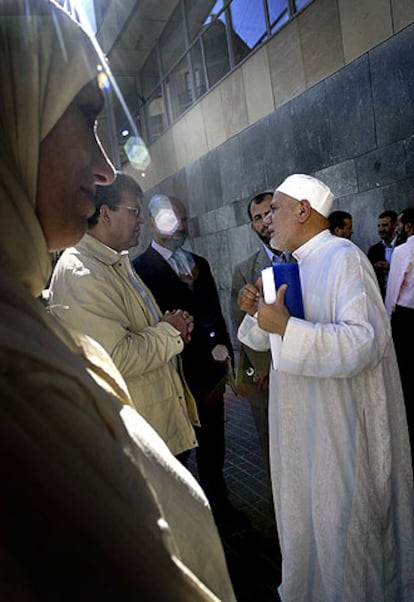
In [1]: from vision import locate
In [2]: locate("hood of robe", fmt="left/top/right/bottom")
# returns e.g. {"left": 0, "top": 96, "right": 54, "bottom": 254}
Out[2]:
{"left": 0, "top": 0, "right": 104, "bottom": 297}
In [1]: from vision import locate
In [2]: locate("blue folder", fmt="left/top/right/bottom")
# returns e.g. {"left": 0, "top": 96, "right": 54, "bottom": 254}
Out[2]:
{"left": 273, "top": 263, "right": 304, "bottom": 319}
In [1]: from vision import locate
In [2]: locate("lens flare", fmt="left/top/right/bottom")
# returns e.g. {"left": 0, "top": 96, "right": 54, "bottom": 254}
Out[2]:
{"left": 97, "top": 65, "right": 110, "bottom": 91}
{"left": 124, "top": 136, "right": 151, "bottom": 171}
{"left": 64, "top": 0, "right": 151, "bottom": 171}
{"left": 154, "top": 208, "right": 179, "bottom": 235}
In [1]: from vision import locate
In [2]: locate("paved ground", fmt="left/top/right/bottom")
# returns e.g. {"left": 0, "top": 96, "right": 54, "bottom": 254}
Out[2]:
{"left": 188, "top": 387, "right": 282, "bottom": 601}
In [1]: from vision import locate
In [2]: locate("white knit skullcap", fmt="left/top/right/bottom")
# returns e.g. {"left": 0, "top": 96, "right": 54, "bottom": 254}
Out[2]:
{"left": 275, "top": 174, "right": 334, "bottom": 217}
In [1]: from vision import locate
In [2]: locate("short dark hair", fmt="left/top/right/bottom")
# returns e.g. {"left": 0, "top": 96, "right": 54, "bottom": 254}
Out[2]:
{"left": 328, "top": 210, "right": 352, "bottom": 233}
{"left": 247, "top": 191, "right": 274, "bottom": 221}
{"left": 401, "top": 207, "right": 414, "bottom": 227}
{"left": 88, "top": 172, "right": 144, "bottom": 227}
{"left": 379, "top": 210, "right": 397, "bottom": 223}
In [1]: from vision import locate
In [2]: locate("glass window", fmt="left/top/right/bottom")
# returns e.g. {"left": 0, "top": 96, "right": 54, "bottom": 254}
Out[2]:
{"left": 202, "top": 13, "right": 230, "bottom": 88}
{"left": 190, "top": 41, "right": 207, "bottom": 99}
{"left": 141, "top": 49, "right": 160, "bottom": 99}
{"left": 145, "top": 87, "right": 167, "bottom": 143}
{"left": 230, "top": 0, "right": 267, "bottom": 62}
{"left": 267, "top": 0, "right": 289, "bottom": 34}
{"left": 159, "top": 3, "right": 185, "bottom": 74}
{"left": 93, "top": 0, "right": 110, "bottom": 28}
{"left": 186, "top": 0, "right": 223, "bottom": 42}
{"left": 203, "top": 0, "right": 225, "bottom": 26}
{"left": 294, "top": 0, "right": 311, "bottom": 11}
{"left": 165, "top": 56, "right": 193, "bottom": 121}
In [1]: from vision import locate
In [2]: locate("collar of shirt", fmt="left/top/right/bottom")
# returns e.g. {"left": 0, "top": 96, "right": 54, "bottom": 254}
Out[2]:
{"left": 77, "top": 233, "right": 128, "bottom": 266}
{"left": 151, "top": 239, "right": 173, "bottom": 261}
{"left": 293, "top": 229, "right": 332, "bottom": 263}
{"left": 263, "top": 245, "right": 274, "bottom": 263}
{"left": 382, "top": 236, "right": 398, "bottom": 249}
{"left": 264, "top": 245, "right": 291, "bottom": 264}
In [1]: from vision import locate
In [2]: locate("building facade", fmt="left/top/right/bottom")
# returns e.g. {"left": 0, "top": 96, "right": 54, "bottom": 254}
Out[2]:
{"left": 96, "top": 0, "right": 414, "bottom": 346}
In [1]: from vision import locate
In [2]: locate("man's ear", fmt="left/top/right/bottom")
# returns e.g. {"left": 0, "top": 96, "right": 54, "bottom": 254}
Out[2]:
{"left": 149, "top": 216, "right": 155, "bottom": 230}
{"left": 297, "top": 199, "right": 311, "bottom": 222}
{"left": 100, "top": 204, "right": 112, "bottom": 223}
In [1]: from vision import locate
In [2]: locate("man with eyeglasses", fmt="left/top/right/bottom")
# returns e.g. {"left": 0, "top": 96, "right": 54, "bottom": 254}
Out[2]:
{"left": 49, "top": 173, "right": 199, "bottom": 459}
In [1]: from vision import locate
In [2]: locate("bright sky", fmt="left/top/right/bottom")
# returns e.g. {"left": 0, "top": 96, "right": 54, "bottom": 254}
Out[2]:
{"left": 82, "top": 0, "right": 96, "bottom": 32}
{"left": 70, "top": 0, "right": 96, "bottom": 32}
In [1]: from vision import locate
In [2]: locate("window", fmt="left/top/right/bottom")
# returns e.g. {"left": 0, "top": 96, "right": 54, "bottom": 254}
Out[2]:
{"left": 202, "top": 14, "right": 230, "bottom": 88}
{"left": 230, "top": 0, "right": 267, "bottom": 59}
{"left": 141, "top": 49, "right": 160, "bottom": 99}
{"left": 295, "top": 0, "right": 310, "bottom": 10}
{"left": 190, "top": 42, "right": 208, "bottom": 98}
{"left": 186, "top": 0, "right": 223, "bottom": 42}
{"left": 165, "top": 56, "right": 193, "bottom": 121}
{"left": 146, "top": 88, "right": 167, "bottom": 143}
{"left": 267, "top": 0, "right": 289, "bottom": 34}
{"left": 159, "top": 3, "right": 186, "bottom": 74}
{"left": 138, "top": 0, "right": 312, "bottom": 139}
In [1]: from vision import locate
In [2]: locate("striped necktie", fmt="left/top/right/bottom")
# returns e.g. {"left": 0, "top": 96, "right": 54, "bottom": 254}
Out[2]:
{"left": 171, "top": 249, "right": 195, "bottom": 282}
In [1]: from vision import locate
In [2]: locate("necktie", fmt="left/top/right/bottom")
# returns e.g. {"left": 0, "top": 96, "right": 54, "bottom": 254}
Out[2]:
{"left": 171, "top": 249, "right": 195, "bottom": 282}
{"left": 125, "top": 258, "right": 160, "bottom": 323}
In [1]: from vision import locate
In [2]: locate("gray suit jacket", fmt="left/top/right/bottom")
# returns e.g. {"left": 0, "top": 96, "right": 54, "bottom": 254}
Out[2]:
{"left": 231, "top": 246, "right": 272, "bottom": 383}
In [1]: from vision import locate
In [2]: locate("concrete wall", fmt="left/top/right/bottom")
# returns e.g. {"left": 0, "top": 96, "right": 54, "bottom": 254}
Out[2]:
{"left": 129, "top": 0, "right": 414, "bottom": 347}
{"left": 135, "top": 0, "right": 414, "bottom": 189}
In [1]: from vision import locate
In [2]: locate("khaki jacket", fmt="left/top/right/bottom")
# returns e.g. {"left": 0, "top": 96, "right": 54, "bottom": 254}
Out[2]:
{"left": 50, "top": 234, "right": 199, "bottom": 456}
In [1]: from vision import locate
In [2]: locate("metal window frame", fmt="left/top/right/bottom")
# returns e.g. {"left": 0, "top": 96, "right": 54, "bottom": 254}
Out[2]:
{"left": 144, "top": 0, "right": 310, "bottom": 143}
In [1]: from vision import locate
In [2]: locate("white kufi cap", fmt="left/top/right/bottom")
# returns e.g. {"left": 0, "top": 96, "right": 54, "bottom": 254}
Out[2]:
{"left": 276, "top": 174, "right": 334, "bottom": 217}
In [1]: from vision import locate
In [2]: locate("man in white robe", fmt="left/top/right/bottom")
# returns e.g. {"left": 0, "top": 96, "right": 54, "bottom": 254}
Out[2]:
{"left": 238, "top": 174, "right": 414, "bottom": 601}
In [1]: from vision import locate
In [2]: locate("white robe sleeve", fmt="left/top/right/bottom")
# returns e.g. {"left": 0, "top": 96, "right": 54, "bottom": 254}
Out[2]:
{"left": 237, "top": 313, "right": 270, "bottom": 352}
{"left": 279, "top": 248, "right": 391, "bottom": 378}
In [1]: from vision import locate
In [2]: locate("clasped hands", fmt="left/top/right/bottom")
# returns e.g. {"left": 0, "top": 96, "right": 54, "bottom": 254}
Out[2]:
{"left": 162, "top": 309, "right": 194, "bottom": 343}
{"left": 237, "top": 278, "right": 290, "bottom": 336}
{"left": 373, "top": 259, "right": 390, "bottom": 274}
{"left": 161, "top": 311, "right": 230, "bottom": 360}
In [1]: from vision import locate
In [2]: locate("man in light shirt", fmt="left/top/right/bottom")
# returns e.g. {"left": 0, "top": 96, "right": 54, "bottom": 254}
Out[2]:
{"left": 385, "top": 207, "right": 414, "bottom": 466}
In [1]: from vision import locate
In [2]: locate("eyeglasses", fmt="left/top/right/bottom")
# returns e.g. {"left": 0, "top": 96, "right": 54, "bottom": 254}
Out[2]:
{"left": 114, "top": 205, "right": 141, "bottom": 217}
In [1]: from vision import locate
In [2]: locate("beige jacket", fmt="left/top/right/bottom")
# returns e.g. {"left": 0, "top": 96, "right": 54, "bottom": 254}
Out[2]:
{"left": 49, "top": 234, "right": 199, "bottom": 456}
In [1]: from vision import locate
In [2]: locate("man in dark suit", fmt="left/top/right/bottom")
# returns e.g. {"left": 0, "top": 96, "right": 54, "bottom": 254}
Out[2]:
{"left": 133, "top": 194, "right": 242, "bottom": 527}
{"left": 231, "top": 191, "right": 292, "bottom": 477}
{"left": 367, "top": 210, "right": 398, "bottom": 298}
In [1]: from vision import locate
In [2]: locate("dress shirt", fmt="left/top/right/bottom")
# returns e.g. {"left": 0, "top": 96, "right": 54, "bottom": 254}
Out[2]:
{"left": 383, "top": 236, "right": 398, "bottom": 287}
{"left": 385, "top": 235, "right": 414, "bottom": 315}
{"left": 263, "top": 245, "right": 291, "bottom": 265}
{"left": 151, "top": 240, "right": 195, "bottom": 281}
